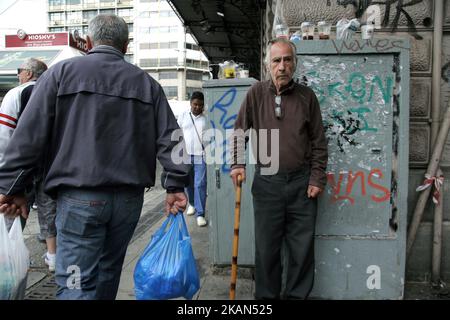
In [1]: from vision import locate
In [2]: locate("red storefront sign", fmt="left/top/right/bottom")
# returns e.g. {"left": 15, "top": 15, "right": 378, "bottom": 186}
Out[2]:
{"left": 5, "top": 32, "right": 88, "bottom": 53}
{"left": 5, "top": 33, "right": 69, "bottom": 48}
{"left": 69, "top": 34, "right": 89, "bottom": 53}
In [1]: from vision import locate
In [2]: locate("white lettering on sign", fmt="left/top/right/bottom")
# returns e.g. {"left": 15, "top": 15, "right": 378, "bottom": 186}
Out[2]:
{"left": 366, "top": 265, "right": 381, "bottom": 289}
{"left": 27, "top": 34, "right": 56, "bottom": 41}
{"left": 76, "top": 39, "right": 88, "bottom": 52}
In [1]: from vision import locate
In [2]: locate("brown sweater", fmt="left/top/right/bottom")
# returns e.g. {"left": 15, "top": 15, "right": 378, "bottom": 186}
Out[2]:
{"left": 232, "top": 79, "right": 328, "bottom": 189}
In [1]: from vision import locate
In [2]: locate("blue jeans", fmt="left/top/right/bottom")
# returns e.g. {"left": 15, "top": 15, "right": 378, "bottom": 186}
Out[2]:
{"left": 55, "top": 186, "right": 144, "bottom": 300}
{"left": 186, "top": 155, "right": 207, "bottom": 217}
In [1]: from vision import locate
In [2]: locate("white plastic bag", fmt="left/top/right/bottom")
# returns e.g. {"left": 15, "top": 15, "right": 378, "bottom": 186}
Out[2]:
{"left": 0, "top": 215, "right": 30, "bottom": 300}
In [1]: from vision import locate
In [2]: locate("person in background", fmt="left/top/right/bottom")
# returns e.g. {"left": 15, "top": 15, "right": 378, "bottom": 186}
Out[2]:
{"left": 177, "top": 91, "right": 208, "bottom": 227}
{"left": 0, "top": 14, "right": 189, "bottom": 299}
{"left": 230, "top": 38, "right": 328, "bottom": 299}
{"left": 0, "top": 58, "right": 48, "bottom": 231}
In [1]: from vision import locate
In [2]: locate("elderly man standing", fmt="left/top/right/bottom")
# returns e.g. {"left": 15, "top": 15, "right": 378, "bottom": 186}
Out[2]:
{"left": 230, "top": 38, "right": 328, "bottom": 299}
{"left": 0, "top": 14, "right": 189, "bottom": 300}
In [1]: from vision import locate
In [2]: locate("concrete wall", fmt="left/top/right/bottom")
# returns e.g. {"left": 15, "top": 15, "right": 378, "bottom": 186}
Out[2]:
{"left": 265, "top": 0, "right": 450, "bottom": 283}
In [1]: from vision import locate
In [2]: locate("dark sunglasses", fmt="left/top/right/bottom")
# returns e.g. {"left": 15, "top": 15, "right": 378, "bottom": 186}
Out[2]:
{"left": 275, "top": 95, "right": 282, "bottom": 119}
{"left": 17, "top": 68, "right": 30, "bottom": 75}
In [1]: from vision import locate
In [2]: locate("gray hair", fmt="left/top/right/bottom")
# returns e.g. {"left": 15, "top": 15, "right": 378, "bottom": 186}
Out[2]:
{"left": 264, "top": 38, "right": 298, "bottom": 69}
{"left": 21, "top": 58, "right": 48, "bottom": 79}
{"left": 88, "top": 14, "right": 129, "bottom": 50}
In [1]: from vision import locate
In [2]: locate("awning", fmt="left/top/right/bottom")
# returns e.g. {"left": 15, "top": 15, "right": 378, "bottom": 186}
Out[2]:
{"left": 167, "top": 0, "right": 264, "bottom": 80}
{"left": 0, "top": 48, "right": 84, "bottom": 92}
{"left": 0, "top": 49, "right": 61, "bottom": 71}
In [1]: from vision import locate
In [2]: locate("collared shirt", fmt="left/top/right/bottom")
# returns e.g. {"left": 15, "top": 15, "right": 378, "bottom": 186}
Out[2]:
{"left": 231, "top": 79, "right": 328, "bottom": 188}
{"left": 0, "top": 45, "right": 189, "bottom": 196}
{"left": 177, "top": 111, "right": 206, "bottom": 156}
{"left": 0, "top": 81, "right": 35, "bottom": 167}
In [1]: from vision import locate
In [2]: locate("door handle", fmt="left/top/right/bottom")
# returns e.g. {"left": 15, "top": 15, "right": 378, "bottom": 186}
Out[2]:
{"left": 215, "top": 168, "right": 221, "bottom": 189}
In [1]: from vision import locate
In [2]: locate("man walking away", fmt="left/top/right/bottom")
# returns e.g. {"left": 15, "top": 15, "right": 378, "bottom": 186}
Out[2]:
{"left": 0, "top": 14, "right": 189, "bottom": 300}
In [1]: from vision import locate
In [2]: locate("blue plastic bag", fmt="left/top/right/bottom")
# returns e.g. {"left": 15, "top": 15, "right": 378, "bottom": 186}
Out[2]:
{"left": 134, "top": 212, "right": 200, "bottom": 300}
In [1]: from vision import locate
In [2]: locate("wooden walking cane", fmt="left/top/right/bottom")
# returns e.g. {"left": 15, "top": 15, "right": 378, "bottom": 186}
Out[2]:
{"left": 230, "top": 174, "right": 242, "bottom": 300}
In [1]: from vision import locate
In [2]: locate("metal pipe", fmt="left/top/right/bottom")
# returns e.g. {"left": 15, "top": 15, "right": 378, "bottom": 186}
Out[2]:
{"left": 407, "top": 99, "right": 450, "bottom": 258}
{"left": 430, "top": 0, "right": 444, "bottom": 284}
{"left": 431, "top": 0, "right": 444, "bottom": 145}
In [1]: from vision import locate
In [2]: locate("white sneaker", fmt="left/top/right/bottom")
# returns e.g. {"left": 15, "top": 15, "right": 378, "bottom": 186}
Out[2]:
{"left": 186, "top": 205, "right": 196, "bottom": 216}
{"left": 44, "top": 252, "right": 56, "bottom": 272}
{"left": 196, "top": 216, "right": 207, "bottom": 227}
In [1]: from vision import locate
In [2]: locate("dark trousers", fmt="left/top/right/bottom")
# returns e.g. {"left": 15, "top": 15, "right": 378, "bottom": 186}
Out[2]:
{"left": 251, "top": 166, "right": 317, "bottom": 299}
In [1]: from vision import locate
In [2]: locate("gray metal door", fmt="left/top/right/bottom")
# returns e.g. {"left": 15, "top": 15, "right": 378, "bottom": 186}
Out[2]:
{"left": 295, "top": 39, "right": 409, "bottom": 299}
{"left": 203, "top": 78, "right": 257, "bottom": 266}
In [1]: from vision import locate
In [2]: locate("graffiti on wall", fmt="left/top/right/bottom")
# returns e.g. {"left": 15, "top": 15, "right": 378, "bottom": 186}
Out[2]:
{"left": 302, "top": 67, "right": 393, "bottom": 154}
{"left": 327, "top": 168, "right": 391, "bottom": 205}
{"left": 333, "top": 0, "right": 424, "bottom": 39}
{"left": 209, "top": 87, "right": 238, "bottom": 173}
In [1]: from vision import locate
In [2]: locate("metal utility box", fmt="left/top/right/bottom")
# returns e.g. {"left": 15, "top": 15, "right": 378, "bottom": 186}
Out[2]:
{"left": 204, "top": 38, "right": 410, "bottom": 300}
{"left": 203, "top": 78, "right": 257, "bottom": 266}
{"left": 295, "top": 39, "right": 410, "bottom": 299}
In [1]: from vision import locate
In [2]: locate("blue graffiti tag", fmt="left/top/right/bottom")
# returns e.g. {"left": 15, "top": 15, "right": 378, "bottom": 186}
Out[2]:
{"left": 209, "top": 88, "right": 238, "bottom": 173}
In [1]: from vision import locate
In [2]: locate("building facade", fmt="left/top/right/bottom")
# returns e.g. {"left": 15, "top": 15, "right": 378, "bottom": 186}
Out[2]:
{"left": 46, "top": 0, "right": 209, "bottom": 100}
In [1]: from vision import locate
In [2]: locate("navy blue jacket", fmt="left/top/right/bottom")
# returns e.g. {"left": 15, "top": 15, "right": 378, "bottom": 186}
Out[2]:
{"left": 0, "top": 45, "right": 189, "bottom": 196}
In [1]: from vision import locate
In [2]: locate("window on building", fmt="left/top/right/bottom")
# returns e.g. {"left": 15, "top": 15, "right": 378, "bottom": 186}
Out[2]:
{"left": 186, "top": 87, "right": 202, "bottom": 100}
{"left": 160, "top": 10, "right": 176, "bottom": 18}
{"left": 49, "top": 27, "right": 65, "bottom": 32}
{"left": 49, "top": 0, "right": 64, "bottom": 6}
{"left": 139, "top": 11, "right": 151, "bottom": 17}
{"left": 67, "top": 11, "right": 82, "bottom": 24}
{"left": 49, "top": 12, "right": 65, "bottom": 25}
{"left": 159, "top": 26, "right": 169, "bottom": 33}
{"left": 83, "top": 10, "right": 97, "bottom": 23}
{"left": 84, "top": 0, "right": 97, "bottom": 7}
{"left": 159, "top": 71, "right": 177, "bottom": 79}
{"left": 139, "top": 59, "right": 158, "bottom": 67}
{"left": 163, "top": 86, "right": 178, "bottom": 98}
{"left": 141, "top": 0, "right": 158, "bottom": 2}
{"left": 127, "top": 41, "right": 133, "bottom": 53}
{"left": 186, "top": 59, "right": 203, "bottom": 69}
{"left": 159, "top": 58, "right": 178, "bottom": 67}
{"left": 66, "top": 0, "right": 81, "bottom": 5}
{"left": 82, "top": 26, "right": 89, "bottom": 35}
{"left": 125, "top": 55, "right": 134, "bottom": 64}
{"left": 67, "top": 26, "right": 80, "bottom": 33}
{"left": 159, "top": 42, "right": 178, "bottom": 49}
{"left": 185, "top": 43, "right": 200, "bottom": 51}
{"left": 100, "top": 9, "right": 115, "bottom": 15}
{"left": 186, "top": 70, "right": 203, "bottom": 81}
{"left": 118, "top": 8, "right": 132, "bottom": 19}
{"left": 128, "top": 24, "right": 133, "bottom": 32}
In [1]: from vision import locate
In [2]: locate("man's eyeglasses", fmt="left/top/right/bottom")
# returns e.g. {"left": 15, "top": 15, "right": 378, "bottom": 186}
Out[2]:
{"left": 17, "top": 68, "right": 30, "bottom": 75}
{"left": 275, "top": 95, "right": 282, "bottom": 119}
